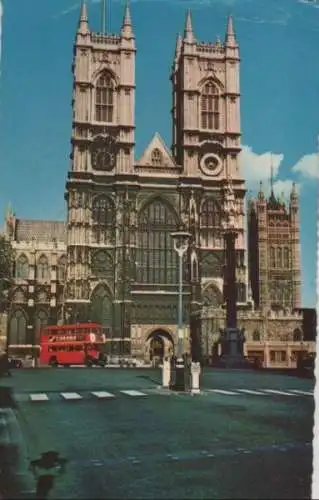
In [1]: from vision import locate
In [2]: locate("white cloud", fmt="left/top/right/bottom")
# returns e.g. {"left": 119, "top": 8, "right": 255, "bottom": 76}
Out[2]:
{"left": 239, "top": 145, "right": 298, "bottom": 200}
{"left": 239, "top": 145, "right": 283, "bottom": 184}
{"left": 292, "top": 153, "right": 319, "bottom": 179}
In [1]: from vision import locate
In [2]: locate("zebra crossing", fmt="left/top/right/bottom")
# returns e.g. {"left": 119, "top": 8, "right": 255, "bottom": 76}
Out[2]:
{"left": 20, "top": 387, "right": 314, "bottom": 403}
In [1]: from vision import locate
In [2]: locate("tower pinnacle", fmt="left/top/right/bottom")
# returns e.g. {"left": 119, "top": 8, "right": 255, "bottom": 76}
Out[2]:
{"left": 78, "top": 2, "right": 89, "bottom": 34}
{"left": 184, "top": 9, "right": 195, "bottom": 43}
{"left": 121, "top": 1, "right": 133, "bottom": 38}
{"left": 225, "top": 14, "right": 236, "bottom": 45}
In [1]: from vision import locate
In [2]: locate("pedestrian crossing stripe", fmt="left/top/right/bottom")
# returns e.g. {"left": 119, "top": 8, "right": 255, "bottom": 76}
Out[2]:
{"left": 25, "top": 388, "right": 313, "bottom": 402}
{"left": 60, "top": 392, "right": 83, "bottom": 400}
{"left": 120, "top": 390, "right": 147, "bottom": 397}
{"left": 29, "top": 393, "right": 49, "bottom": 402}
{"left": 91, "top": 391, "right": 115, "bottom": 399}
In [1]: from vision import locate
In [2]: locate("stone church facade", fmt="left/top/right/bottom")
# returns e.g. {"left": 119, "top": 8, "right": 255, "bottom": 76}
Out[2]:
{"left": 3, "top": 4, "right": 314, "bottom": 366}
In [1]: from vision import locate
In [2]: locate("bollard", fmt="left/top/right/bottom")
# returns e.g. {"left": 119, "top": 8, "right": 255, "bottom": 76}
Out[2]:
{"left": 191, "top": 362, "right": 201, "bottom": 394}
{"left": 162, "top": 357, "right": 171, "bottom": 388}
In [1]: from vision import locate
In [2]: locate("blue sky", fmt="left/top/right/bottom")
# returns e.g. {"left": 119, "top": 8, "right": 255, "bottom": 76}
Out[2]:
{"left": 0, "top": 0, "right": 318, "bottom": 307}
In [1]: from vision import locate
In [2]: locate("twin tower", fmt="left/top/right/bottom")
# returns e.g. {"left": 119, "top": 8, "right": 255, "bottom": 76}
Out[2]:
{"left": 65, "top": 2, "right": 246, "bottom": 355}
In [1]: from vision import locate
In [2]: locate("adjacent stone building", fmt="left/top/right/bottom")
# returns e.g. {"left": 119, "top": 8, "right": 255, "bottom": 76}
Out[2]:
{"left": 3, "top": 4, "right": 314, "bottom": 367}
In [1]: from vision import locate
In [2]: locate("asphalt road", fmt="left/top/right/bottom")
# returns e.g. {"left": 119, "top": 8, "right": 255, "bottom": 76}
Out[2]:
{"left": 0, "top": 368, "right": 314, "bottom": 499}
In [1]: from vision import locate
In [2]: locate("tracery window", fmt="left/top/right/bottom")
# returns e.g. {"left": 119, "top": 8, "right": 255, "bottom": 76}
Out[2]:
{"left": 35, "top": 310, "right": 48, "bottom": 344}
{"left": 95, "top": 72, "right": 114, "bottom": 123}
{"left": 151, "top": 148, "right": 162, "bottom": 166}
{"left": 270, "top": 247, "right": 275, "bottom": 268}
{"left": 9, "top": 309, "right": 27, "bottom": 345}
{"left": 283, "top": 247, "right": 289, "bottom": 268}
{"left": 200, "top": 81, "right": 220, "bottom": 130}
{"left": 91, "top": 250, "right": 113, "bottom": 278}
{"left": 37, "top": 255, "right": 49, "bottom": 281}
{"left": 201, "top": 252, "right": 223, "bottom": 278}
{"left": 137, "top": 199, "right": 178, "bottom": 284}
{"left": 201, "top": 198, "right": 222, "bottom": 248}
{"left": 16, "top": 254, "right": 29, "bottom": 279}
{"left": 57, "top": 256, "right": 67, "bottom": 282}
{"left": 92, "top": 196, "right": 114, "bottom": 245}
{"left": 276, "top": 247, "right": 282, "bottom": 268}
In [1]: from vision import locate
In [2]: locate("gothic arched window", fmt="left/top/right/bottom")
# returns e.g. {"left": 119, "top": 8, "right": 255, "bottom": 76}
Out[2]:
{"left": 89, "top": 285, "right": 113, "bottom": 327}
{"left": 91, "top": 250, "right": 113, "bottom": 278}
{"left": 95, "top": 72, "right": 114, "bottom": 123}
{"left": 201, "top": 198, "right": 221, "bottom": 248}
{"left": 270, "top": 247, "right": 275, "bottom": 268}
{"left": 200, "top": 81, "right": 220, "bottom": 130}
{"left": 35, "top": 310, "right": 48, "bottom": 344}
{"left": 151, "top": 149, "right": 162, "bottom": 166}
{"left": 9, "top": 309, "right": 27, "bottom": 346}
{"left": 138, "top": 199, "right": 178, "bottom": 284}
{"left": 92, "top": 196, "right": 114, "bottom": 245}
{"left": 37, "top": 255, "right": 49, "bottom": 281}
{"left": 283, "top": 247, "right": 289, "bottom": 268}
{"left": 57, "top": 255, "right": 67, "bottom": 282}
{"left": 16, "top": 254, "right": 29, "bottom": 279}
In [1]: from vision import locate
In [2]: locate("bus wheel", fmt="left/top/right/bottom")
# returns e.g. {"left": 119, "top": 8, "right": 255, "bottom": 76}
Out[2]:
{"left": 49, "top": 357, "right": 58, "bottom": 368}
{"left": 86, "top": 359, "right": 93, "bottom": 368}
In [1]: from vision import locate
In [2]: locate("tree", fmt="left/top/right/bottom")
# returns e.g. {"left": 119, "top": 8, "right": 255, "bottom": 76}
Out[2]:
{"left": 0, "top": 235, "right": 14, "bottom": 313}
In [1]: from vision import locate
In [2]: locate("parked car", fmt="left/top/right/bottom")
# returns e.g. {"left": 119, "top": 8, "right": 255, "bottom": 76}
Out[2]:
{"left": 8, "top": 357, "right": 23, "bottom": 369}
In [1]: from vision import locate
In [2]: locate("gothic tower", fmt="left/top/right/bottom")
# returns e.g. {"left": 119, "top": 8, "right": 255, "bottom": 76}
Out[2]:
{"left": 171, "top": 13, "right": 247, "bottom": 333}
{"left": 248, "top": 183, "right": 301, "bottom": 310}
{"left": 65, "top": 2, "right": 136, "bottom": 348}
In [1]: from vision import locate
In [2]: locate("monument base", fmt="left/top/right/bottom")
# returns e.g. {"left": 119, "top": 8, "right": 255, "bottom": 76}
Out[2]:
{"left": 217, "top": 327, "right": 251, "bottom": 369}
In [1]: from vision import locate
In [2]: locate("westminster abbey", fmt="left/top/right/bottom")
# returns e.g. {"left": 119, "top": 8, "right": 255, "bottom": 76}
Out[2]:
{"left": 3, "top": 3, "right": 313, "bottom": 367}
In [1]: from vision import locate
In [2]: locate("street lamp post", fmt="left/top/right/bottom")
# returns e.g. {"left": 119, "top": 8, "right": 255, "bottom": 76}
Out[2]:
{"left": 170, "top": 230, "right": 191, "bottom": 391}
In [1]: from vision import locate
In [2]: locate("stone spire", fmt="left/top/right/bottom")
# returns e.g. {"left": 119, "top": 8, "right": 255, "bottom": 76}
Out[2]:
{"left": 78, "top": 2, "right": 89, "bottom": 35}
{"left": 184, "top": 9, "right": 195, "bottom": 43}
{"left": 225, "top": 14, "right": 236, "bottom": 45}
{"left": 121, "top": 1, "right": 133, "bottom": 38}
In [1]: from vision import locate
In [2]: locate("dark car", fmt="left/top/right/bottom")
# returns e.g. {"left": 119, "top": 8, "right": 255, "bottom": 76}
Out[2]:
{"left": 8, "top": 357, "right": 23, "bottom": 369}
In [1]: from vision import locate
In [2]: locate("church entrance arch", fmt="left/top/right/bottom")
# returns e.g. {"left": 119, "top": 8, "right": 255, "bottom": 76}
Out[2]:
{"left": 146, "top": 329, "right": 174, "bottom": 363}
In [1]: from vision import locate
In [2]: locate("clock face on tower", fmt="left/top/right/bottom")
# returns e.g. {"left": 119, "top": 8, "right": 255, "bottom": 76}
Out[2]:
{"left": 91, "top": 135, "right": 117, "bottom": 171}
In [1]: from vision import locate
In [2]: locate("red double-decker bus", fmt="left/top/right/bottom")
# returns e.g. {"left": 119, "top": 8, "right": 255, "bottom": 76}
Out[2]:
{"left": 39, "top": 323, "right": 107, "bottom": 367}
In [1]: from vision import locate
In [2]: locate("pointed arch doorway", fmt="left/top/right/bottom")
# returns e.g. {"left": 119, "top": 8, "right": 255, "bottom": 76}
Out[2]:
{"left": 146, "top": 329, "right": 174, "bottom": 363}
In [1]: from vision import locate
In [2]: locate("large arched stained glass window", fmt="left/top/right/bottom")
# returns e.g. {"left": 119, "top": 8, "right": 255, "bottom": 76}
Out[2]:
{"left": 9, "top": 309, "right": 27, "bottom": 346}
{"left": 92, "top": 196, "right": 115, "bottom": 245}
{"left": 95, "top": 72, "right": 114, "bottom": 123}
{"left": 138, "top": 199, "right": 178, "bottom": 284}
{"left": 201, "top": 198, "right": 222, "bottom": 248}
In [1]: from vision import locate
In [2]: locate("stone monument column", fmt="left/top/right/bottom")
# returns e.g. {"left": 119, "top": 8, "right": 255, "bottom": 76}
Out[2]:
{"left": 219, "top": 179, "right": 248, "bottom": 368}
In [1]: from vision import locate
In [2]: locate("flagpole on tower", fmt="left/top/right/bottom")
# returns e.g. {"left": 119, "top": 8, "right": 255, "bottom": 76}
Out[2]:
{"left": 101, "top": 0, "right": 106, "bottom": 34}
